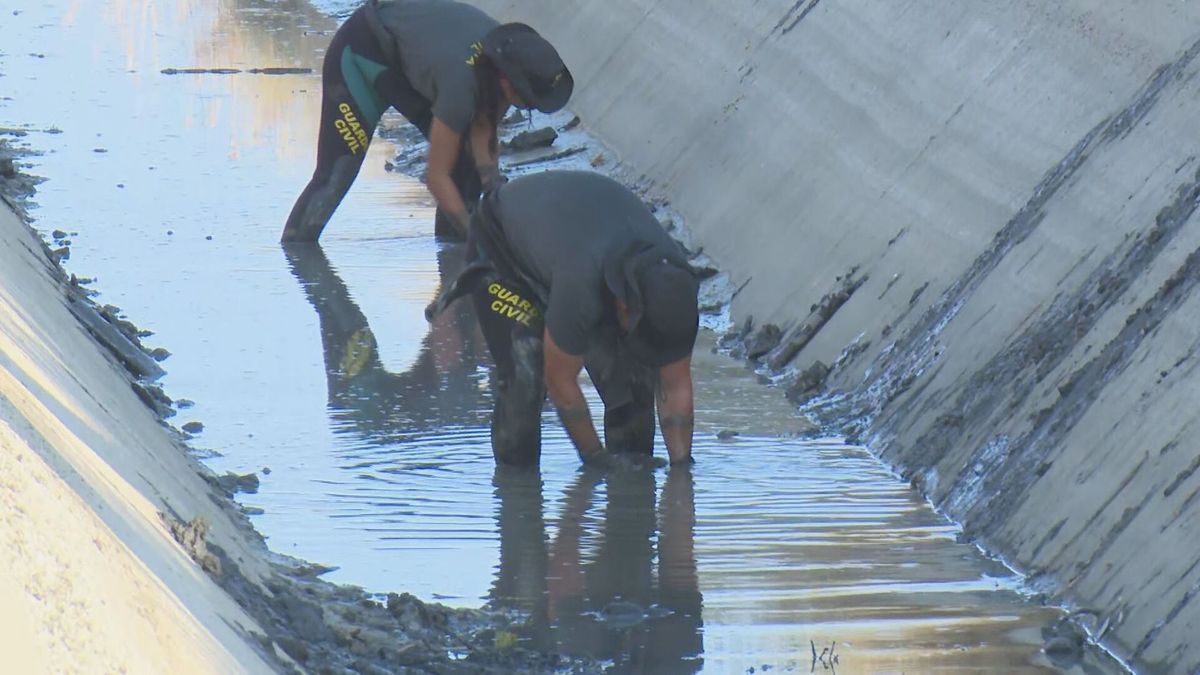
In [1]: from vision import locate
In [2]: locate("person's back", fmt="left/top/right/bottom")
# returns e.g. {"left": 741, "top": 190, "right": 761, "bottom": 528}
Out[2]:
{"left": 374, "top": 0, "right": 498, "bottom": 133}
{"left": 442, "top": 170, "right": 699, "bottom": 468}
{"left": 498, "top": 171, "right": 677, "bottom": 276}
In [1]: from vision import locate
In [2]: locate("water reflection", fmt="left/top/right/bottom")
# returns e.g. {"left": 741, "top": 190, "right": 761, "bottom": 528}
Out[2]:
{"left": 283, "top": 242, "right": 488, "bottom": 441}
{"left": 492, "top": 467, "right": 704, "bottom": 673}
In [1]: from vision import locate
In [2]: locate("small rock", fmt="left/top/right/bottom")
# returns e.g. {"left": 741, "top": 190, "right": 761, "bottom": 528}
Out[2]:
{"left": 716, "top": 429, "right": 739, "bottom": 441}
{"left": 181, "top": 421, "right": 205, "bottom": 434}
{"left": 51, "top": 229, "right": 68, "bottom": 239}
{"left": 0, "top": 158, "right": 16, "bottom": 178}
{"left": 205, "top": 235, "right": 213, "bottom": 240}
{"left": 132, "top": 382, "right": 174, "bottom": 418}
{"left": 719, "top": 316, "right": 755, "bottom": 351}
{"left": 242, "top": 506, "right": 265, "bottom": 516}
{"left": 745, "top": 324, "right": 783, "bottom": 360}
{"left": 1043, "top": 635, "right": 1083, "bottom": 664}
{"left": 561, "top": 115, "right": 582, "bottom": 131}
{"left": 387, "top": 592, "right": 433, "bottom": 633}
{"left": 262, "top": 466, "right": 272, "bottom": 475}
{"left": 786, "top": 361, "right": 831, "bottom": 403}
{"left": 215, "top": 471, "right": 260, "bottom": 495}
{"left": 502, "top": 126, "right": 557, "bottom": 152}
{"left": 175, "top": 398, "right": 195, "bottom": 409}
{"left": 166, "top": 230, "right": 174, "bottom": 236}
{"left": 689, "top": 261, "right": 720, "bottom": 279}
{"left": 149, "top": 347, "right": 171, "bottom": 362}
{"left": 116, "top": 183, "right": 125, "bottom": 188}
{"left": 93, "top": 148, "right": 108, "bottom": 153}
{"left": 165, "top": 516, "right": 221, "bottom": 576}
{"left": 501, "top": 109, "right": 526, "bottom": 126}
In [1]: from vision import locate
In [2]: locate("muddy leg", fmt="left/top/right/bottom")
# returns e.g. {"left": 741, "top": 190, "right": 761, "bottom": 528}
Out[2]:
{"left": 473, "top": 278, "right": 545, "bottom": 466}
{"left": 282, "top": 9, "right": 386, "bottom": 242}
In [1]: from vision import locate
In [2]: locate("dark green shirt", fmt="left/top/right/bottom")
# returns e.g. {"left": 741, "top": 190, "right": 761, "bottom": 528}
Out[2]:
{"left": 375, "top": 0, "right": 498, "bottom": 134}
{"left": 492, "top": 171, "right": 687, "bottom": 355}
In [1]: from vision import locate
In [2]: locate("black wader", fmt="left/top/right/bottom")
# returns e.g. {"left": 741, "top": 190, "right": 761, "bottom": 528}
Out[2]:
{"left": 449, "top": 196, "right": 658, "bottom": 466}
{"left": 282, "top": 5, "right": 481, "bottom": 242}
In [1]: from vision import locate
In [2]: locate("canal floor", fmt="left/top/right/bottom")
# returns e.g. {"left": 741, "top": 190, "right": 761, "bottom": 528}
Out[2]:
{"left": 1, "top": 1, "right": 1121, "bottom": 671}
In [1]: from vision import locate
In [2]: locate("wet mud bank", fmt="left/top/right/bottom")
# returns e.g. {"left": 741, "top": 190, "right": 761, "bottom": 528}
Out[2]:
{"left": 470, "top": 1, "right": 1200, "bottom": 671}
{"left": 0, "top": 140, "right": 590, "bottom": 673}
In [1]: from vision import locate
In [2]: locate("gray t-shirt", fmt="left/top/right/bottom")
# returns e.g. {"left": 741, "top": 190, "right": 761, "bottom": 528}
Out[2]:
{"left": 492, "top": 171, "right": 687, "bottom": 355}
{"left": 375, "top": 0, "right": 498, "bottom": 134}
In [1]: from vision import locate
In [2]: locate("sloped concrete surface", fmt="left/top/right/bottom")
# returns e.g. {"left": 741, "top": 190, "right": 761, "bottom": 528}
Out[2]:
{"left": 471, "top": 1, "right": 1200, "bottom": 671}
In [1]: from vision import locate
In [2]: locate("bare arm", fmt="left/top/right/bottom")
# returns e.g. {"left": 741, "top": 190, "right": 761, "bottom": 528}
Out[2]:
{"left": 657, "top": 356, "right": 694, "bottom": 464}
{"left": 468, "top": 114, "right": 505, "bottom": 191}
{"left": 543, "top": 327, "right": 603, "bottom": 461}
{"left": 427, "top": 118, "right": 470, "bottom": 236}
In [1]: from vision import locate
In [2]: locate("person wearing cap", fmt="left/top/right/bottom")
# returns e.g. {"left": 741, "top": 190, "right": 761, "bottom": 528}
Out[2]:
{"left": 427, "top": 170, "right": 700, "bottom": 468}
{"left": 281, "top": 0, "right": 573, "bottom": 243}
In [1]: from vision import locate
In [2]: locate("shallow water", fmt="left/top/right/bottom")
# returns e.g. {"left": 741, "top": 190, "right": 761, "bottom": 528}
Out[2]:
{"left": 2, "top": 1, "right": 1119, "bottom": 672}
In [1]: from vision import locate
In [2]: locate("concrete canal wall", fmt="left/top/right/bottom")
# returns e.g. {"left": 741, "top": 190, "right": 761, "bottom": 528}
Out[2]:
{"left": 0, "top": 195, "right": 277, "bottom": 672}
{"left": 474, "top": 1, "right": 1200, "bottom": 671}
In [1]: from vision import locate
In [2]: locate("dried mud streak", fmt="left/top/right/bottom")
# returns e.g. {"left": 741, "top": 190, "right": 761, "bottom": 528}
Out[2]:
{"left": 943, "top": 166, "right": 1200, "bottom": 532}
{"left": 781, "top": 0, "right": 822, "bottom": 35}
{"left": 860, "top": 35, "right": 1200, "bottom": 433}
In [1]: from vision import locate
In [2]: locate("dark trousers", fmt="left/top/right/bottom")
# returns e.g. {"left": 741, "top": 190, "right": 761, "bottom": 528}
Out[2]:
{"left": 469, "top": 244, "right": 657, "bottom": 466}
{"left": 282, "top": 6, "right": 480, "bottom": 242}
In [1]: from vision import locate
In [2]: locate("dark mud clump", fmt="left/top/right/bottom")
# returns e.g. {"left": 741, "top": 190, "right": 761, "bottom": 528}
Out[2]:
{"left": 161, "top": 508, "right": 599, "bottom": 674}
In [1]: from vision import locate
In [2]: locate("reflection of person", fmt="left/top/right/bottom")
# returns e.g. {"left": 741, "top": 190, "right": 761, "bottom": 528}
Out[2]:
{"left": 282, "top": 0, "right": 573, "bottom": 242}
{"left": 490, "top": 466, "right": 704, "bottom": 673}
{"left": 283, "top": 242, "right": 487, "bottom": 440}
{"left": 427, "top": 171, "right": 701, "bottom": 468}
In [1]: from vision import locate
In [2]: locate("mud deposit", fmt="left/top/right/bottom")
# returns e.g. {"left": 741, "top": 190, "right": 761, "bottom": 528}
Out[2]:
{"left": 1, "top": 0, "right": 1127, "bottom": 673}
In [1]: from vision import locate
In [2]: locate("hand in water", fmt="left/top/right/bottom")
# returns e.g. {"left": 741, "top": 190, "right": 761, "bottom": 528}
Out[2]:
{"left": 579, "top": 448, "right": 668, "bottom": 472}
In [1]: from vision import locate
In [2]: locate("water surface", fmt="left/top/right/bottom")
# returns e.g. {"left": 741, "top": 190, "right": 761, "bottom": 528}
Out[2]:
{"left": 1, "top": 2, "right": 1118, "bottom": 672}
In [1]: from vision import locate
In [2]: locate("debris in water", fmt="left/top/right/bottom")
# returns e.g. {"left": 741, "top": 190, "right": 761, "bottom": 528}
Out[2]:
{"left": 502, "top": 126, "right": 558, "bottom": 152}
{"left": 505, "top": 145, "right": 586, "bottom": 168}
{"left": 160, "top": 67, "right": 241, "bottom": 75}
{"left": 246, "top": 67, "right": 313, "bottom": 75}
{"left": 214, "top": 471, "right": 260, "bottom": 495}
{"left": 159, "top": 67, "right": 312, "bottom": 76}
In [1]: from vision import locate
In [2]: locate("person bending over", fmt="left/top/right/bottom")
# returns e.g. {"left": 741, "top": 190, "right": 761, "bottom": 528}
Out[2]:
{"left": 428, "top": 170, "right": 701, "bottom": 468}
{"left": 282, "top": 0, "right": 573, "bottom": 242}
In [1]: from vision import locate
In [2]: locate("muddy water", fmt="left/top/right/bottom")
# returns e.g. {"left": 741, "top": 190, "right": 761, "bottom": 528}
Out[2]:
{"left": 2, "top": 1, "right": 1119, "bottom": 672}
